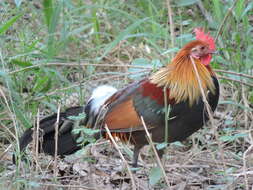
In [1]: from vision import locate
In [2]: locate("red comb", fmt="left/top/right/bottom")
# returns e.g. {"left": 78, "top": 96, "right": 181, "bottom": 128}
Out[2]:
{"left": 194, "top": 28, "right": 215, "bottom": 50}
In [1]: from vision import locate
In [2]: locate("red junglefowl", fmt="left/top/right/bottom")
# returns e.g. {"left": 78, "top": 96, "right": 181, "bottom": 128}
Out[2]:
{"left": 14, "top": 28, "right": 219, "bottom": 167}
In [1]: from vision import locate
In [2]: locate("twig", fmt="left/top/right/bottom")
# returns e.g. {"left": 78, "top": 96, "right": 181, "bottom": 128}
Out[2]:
{"left": 194, "top": 158, "right": 241, "bottom": 168}
{"left": 38, "top": 183, "right": 95, "bottom": 189}
{"left": 231, "top": 171, "right": 253, "bottom": 177}
{"left": 35, "top": 109, "right": 40, "bottom": 173}
{"left": 0, "top": 121, "right": 16, "bottom": 140}
{"left": 165, "top": 164, "right": 210, "bottom": 169}
{"left": 166, "top": 0, "right": 175, "bottom": 56}
{"left": 218, "top": 75, "right": 253, "bottom": 88}
{"left": 0, "top": 144, "right": 12, "bottom": 160}
{"left": 242, "top": 144, "right": 253, "bottom": 190}
{"left": 53, "top": 104, "right": 61, "bottom": 177}
{"left": 104, "top": 125, "right": 136, "bottom": 190}
{"left": 140, "top": 117, "right": 171, "bottom": 188}
{"left": 215, "top": 0, "right": 240, "bottom": 42}
{"left": 8, "top": 62, "right": 150, "bottom": 74}
{"left": 214, "top": 69, "right": 253, "bottom": 79}
{"left": 190, "top": 56, "right": 226, "bottom": 170}
{"left": 190, "top": 57, "right": 214, "bottom": 122}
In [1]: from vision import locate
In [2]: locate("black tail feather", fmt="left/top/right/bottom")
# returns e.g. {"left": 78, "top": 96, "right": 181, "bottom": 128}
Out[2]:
{"left": 13, "top": 106, "right": 85, "bottom": 164}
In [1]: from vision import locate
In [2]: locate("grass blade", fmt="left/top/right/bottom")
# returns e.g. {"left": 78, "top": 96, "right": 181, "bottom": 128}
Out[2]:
{"left": 0, "top": 13, "right": 22, "bottom": 35}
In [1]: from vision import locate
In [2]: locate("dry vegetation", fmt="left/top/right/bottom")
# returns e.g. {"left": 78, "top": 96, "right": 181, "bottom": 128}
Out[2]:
{"left": 0, "top": 0, "right": 253, "bottom": 189}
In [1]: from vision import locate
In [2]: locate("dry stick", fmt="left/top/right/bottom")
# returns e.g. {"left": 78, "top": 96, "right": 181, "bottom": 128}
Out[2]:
{"left": 0, "top": 122, "right": 16, "bottom": 140}
{"left": 218, "top": 75, "right": 253, "bottom": 88}
{"left": 242, "top": 85, "right": 250, "bottom": 190}
{"left": 243, "top": 145, "right": 253, "bottom": 190}
{"left": 38, "top": 183, "right": 95, "bottom": 189}
{"left": 215, "top": 0, "right": 240, "bottom": 42}
{"left": 165, "top": 0, "right": 174, "bottom": 172}
{"left": 190, "top": 56, "right": 226, "bottom": 171}
{"left": 242, "top": 145, "right": 253, "bottom": 190}
{"left": 231, "top": 171, "right": 253, "bottom": 177}
{"left": 214, "top": 69, "right": 253, "bottom": 80}
{"left": 35, "top": 109, "right": 40, "bottom": 173}
{"left": 166, "top": 0, "right": 175, "bottom": 57}
{"left": 0, "top": 144, "right": 12, "bottom": 160}
{"left": 8, "top": 62, "right": 150, "bottom": 75}
{"left": 104, "top": 125, "right": 136, "bottom": 190}
{"left": 53, "top": 105, "right": 61, "bottom": 177}
{"left": 140, "top": 117, "right": 171, "bottom": 188}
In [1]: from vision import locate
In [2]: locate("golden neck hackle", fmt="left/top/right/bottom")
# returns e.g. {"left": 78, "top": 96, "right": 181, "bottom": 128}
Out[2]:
{"left": 150, "top": 53, "right": 215, "bottom": 105}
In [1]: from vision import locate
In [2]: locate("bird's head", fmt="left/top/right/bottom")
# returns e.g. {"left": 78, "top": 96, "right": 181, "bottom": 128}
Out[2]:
{"left": 178, "top": 28, "right": 216, "bottom": 66}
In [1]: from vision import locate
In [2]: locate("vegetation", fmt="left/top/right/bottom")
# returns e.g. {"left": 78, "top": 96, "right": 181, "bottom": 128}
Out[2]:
{"left": 0, "top": 0, "right": 252, "bottom": 189}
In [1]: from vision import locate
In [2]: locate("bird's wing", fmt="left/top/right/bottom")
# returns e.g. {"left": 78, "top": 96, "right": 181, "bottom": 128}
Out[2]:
{"left": 102, "top": 79, "right": 174, "bottom": 132}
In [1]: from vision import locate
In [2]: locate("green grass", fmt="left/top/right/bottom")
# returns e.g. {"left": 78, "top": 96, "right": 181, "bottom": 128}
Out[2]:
{"left": 0, "top": 0, "right": 252, "bottom": 189}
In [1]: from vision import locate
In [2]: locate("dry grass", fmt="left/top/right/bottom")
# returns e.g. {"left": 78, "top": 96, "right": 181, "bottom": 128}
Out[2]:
{"left": 0, "top": 0, "right": 252, "bottom": 189}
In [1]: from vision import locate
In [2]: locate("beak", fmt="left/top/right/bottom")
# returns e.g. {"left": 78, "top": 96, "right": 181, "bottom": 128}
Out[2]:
{"left": 209, "top": 50, "right": 217, "bottom": 54}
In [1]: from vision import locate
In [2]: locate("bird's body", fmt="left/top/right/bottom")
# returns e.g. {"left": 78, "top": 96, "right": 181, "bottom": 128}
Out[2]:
{"left": 14, "top": 28, "right": 219, "bottom": 167}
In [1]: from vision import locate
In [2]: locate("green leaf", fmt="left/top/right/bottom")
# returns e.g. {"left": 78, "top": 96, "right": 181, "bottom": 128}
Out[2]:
{"left": 32, "top": 75, "right": 51, "bottom": 93}
{"left": 130, "top": 167, "right": 141, "bottom": 171}
{"left": 76, "top": 136, "right": 84, "bottom": 143}
{"left": 213, "top": 0, "right": 223, "bottom": 21}
{"left": 43, "top": 0, "right": 53, "bottom": 28}
{"left": 73, "top": 128, "right": 100, "bottom": 136}
{"left": 13, "top": 104, "right": 32, "bottom": 129}
{"left": 149, "top": 166, "right": 163, "bottom": 186}
{"left": 162, "top": 47, "right": 180, "bottom": 55}
{"left": 214, "top": 55, "right": 230, "bottom": 65}
{"left": 0, "top": 13, "right": 22, "bottom": 35}
{"left": 151, "top": 59, "right": 163, "bottom": 69}
{"left": 242, "top": 2, "right": 253, "bottom": 17}
{"left": 43, "top": 0, "right": 61, "bottom": 57}
{"left": 68, "top": 113, "right": 86, "bottom": 121}
{"left": 14, "top": 0, "right": 23, "bottom": 7}
{"left": 171, "top": 141, "right": 185, "bottom": 147}
{"left": 219, "top": 133, "right": 248, "bottom": 142}
{"left": 176, "top": 34, "right": 194, "bottom": 41}
{"left": 11, "top": 59, "right": 33, "bottom": 67}
{"left": 175, "top": 0, "right": 198, "bottom": 7}
{"left": 28, "top": 181, "right": 40, "bottom": 188}
{"left": 224, "top": 120, "right": 234, "bottom": 126}
{"left": 249, "top": 91, "right": 253, "bottom": 104}
{"left": 156, "top": 142, "right": 168, "bottom": 150}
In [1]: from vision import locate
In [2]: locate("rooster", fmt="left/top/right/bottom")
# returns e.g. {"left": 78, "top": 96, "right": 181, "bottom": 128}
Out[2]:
{"left": 14, "top": 28, "right": 219, "bottom": 167}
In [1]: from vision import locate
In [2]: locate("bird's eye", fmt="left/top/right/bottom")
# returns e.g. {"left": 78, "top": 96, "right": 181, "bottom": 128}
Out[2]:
{"left": 191, "top": 48, "right": 197, "bottom": 52}
{"left": 200, "top": 46, "right": 206, "bottom": 50}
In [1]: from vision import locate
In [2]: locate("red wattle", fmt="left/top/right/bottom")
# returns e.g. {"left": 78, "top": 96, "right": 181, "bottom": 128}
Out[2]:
{"left": 201, "top": 54, "right": 212, "bottom": 65}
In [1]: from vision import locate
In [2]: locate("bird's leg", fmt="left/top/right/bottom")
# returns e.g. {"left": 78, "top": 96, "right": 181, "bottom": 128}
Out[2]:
{"left": 132, "top": 144, "right": 143, "bottom": 167}
{"left": 156, "top": 148, "right": 165, "bottom": 165}
{"left": 157, "top": 148, "right": 165, "bottom": 158}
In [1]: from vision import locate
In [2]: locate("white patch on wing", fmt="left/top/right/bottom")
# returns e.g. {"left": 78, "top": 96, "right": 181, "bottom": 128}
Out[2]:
{"left": 88, "top": 85, "right": 117, "bottom": 115}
